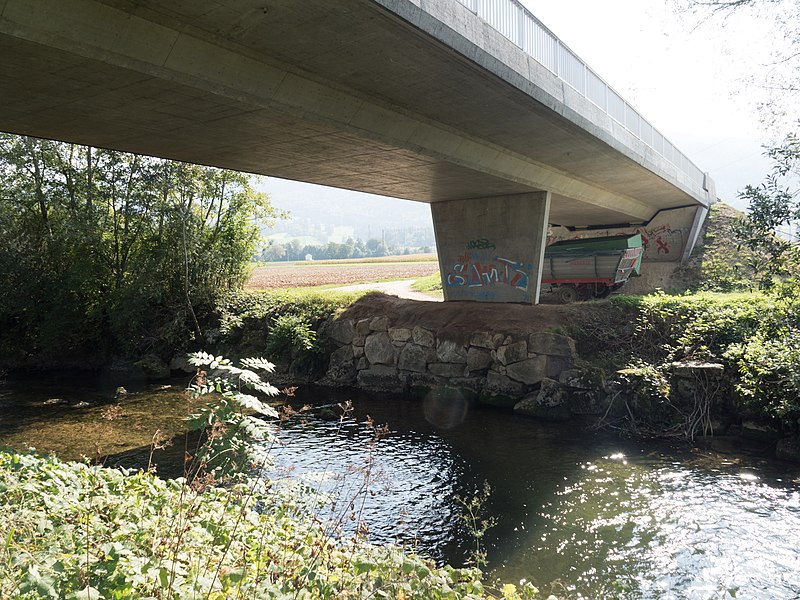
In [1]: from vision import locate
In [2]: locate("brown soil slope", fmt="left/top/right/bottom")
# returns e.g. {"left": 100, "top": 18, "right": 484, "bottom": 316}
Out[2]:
{"left": 340, "top": 293, "right": 589, "bottom": 345}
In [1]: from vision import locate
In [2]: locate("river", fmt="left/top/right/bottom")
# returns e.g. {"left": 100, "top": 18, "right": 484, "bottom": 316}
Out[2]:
{"left": 1, "top": 374, "right": 799, "bottom": 598}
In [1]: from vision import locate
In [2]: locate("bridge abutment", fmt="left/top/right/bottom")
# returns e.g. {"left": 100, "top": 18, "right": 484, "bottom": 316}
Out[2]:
{"left": 432, "top": 192, "right": 551, "bottom": 304}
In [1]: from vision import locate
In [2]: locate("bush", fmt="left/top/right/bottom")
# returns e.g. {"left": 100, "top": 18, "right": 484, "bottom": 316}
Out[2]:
{"left": 726, "top": 331, "right": 800, "bottom": 425}
{"left": 217, "top": 289, "right": 360, "bottom": 362}
{"left": 265, "top": 314, "right": 318, "bottom": 358}
{"left": 577, "top": 291, "right": 800, "bottom": 434}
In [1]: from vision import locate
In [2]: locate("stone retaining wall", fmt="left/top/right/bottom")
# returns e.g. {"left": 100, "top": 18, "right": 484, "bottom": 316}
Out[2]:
{"left": 320, "top": 314, "right": 602, "bottom": 414}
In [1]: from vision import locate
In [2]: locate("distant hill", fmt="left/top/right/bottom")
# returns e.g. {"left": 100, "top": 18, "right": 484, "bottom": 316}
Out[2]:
{"left": 256, "top": 177, "right": 434, "bottom": 243}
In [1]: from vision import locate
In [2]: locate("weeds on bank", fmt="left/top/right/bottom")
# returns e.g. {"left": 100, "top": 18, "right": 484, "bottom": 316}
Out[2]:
{"left": 578, "top": 290, "right": 800, "bottom": 440}
{"left": 0, "top": 352, "right": 549, "bottom": 599}
{"left": 455, "top": 480, "right": 497, "bottom": 570}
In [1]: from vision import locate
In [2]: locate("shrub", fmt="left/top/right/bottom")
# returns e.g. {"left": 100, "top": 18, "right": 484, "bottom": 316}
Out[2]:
{"left": 265, "top": 314, "right": 317, "bottom": 358}
{"left": 725, "top": 331, "right": 800, "bottom": 427}
{"left": 579, "top": 291, "right": 800, "bottom": 434}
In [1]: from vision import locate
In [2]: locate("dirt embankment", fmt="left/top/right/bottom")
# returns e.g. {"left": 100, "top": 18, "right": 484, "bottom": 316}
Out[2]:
{"left": 339, "top": 293, "right": 592, "bottom": 345}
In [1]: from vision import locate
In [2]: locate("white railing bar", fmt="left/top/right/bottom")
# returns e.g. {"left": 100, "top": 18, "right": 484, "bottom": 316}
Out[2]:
{"left": 454, "top": 0, "right": 706, "bottom": 189}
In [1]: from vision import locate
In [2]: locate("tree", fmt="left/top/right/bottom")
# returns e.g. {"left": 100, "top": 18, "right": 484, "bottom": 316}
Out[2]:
{"left": 734, "top": 134, "right": 800, "bottom": 285}
{"left": 0, "top": 134, "right": 281, "bottom": 366}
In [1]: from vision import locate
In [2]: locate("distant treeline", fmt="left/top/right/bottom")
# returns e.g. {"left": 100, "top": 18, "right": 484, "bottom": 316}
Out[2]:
{"left": 257, "top": 237, "right": 434, "bottom": 261}
{"left": 0, "top": 133, "right": 279, "bottom": 367}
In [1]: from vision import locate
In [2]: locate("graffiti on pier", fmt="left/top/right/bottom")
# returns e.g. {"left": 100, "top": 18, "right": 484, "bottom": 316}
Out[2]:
{"left": 444, "top": 250, "right": 531, "bottom": 291}
{"left": 634, "top": 224, "right": 684, "bottom": 259}
{"left": 465, "top": 238, "right": 496, "bottom": 251}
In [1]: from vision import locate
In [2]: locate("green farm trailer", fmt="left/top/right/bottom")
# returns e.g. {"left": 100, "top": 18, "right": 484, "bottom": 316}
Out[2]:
{"left": 542, "top": 234, "right": 643, "bottom": 303}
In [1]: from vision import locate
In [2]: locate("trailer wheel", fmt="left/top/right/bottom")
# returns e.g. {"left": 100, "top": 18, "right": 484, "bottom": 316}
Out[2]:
{"left": 558, "top": 285, "right": 578, "bottom": 304}
{"left": 594, "top": 285, "right": 612, "bottom": 299}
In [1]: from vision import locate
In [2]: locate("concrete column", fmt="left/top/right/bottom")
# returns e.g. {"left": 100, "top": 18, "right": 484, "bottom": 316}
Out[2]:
{"left": 432, "top": 191, "right": 551, "bottom": 304}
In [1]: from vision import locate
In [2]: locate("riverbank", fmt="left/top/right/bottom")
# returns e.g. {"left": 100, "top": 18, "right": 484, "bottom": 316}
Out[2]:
{"left": 212, "top": 287, "right": 800, "bottom": 462}
{"left": 0, "top": 448, "right": 548, "bottom": 599}
{"left": 5, "top": 285, "right": 799, "bottom": 462}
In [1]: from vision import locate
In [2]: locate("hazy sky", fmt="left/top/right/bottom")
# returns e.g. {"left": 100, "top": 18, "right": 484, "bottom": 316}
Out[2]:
{"left": 526, "top": 0, "right": 776, "bottom": 205}
{"left": 262, "top": 0, "right": 779, "bottom": 220}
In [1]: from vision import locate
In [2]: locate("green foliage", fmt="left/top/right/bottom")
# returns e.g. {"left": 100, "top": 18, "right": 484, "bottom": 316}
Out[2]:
{"left": 631, "top": 291, "right": 771, "bottom": 363}
{"left": 411, "top": 273, "right": 444, "bottom": 293}
{"left": 725, "top": 331, "right": 800, "bottom": 422}
{"left": 219, "top": 289, "right": 357, "bottom": 334}
{"left": 455, "top": 481, "right": 497, "bottom": 570}
{"left": 266, "top": 314, "right": 318, "bottom": 358}
{"left": 186, "top": 352, "right": 279, "bottom": 481}
{"left": 0, "top": 451, "right": 545, "bottom": 599}
{"left": 722, "top": 280, "right": 800, "bottom": 424}
{"left": 217, "top": 290, "right": 359, "bottom": 365}
{"left": 0, "top": 134, "right": 282, "bottom": 366}
{"left": 734, "top": 134, "right": 800, "bottom": 287}
{"left": 579, "top": 291, "right": 800, "bottom": 433}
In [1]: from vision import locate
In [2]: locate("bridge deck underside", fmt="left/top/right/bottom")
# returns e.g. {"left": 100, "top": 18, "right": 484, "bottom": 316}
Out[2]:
{"left": 0, "top": 0, "right": 703, "bottom": 227}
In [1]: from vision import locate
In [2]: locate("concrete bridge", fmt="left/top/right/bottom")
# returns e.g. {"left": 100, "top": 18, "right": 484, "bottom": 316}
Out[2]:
{"left": 0, "top": 0, "right": 714, "bottom": 303}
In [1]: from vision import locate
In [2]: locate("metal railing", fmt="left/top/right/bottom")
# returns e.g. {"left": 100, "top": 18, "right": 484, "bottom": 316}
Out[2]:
{"left": 455, "top": 0, "right": 706, "bottom": 190}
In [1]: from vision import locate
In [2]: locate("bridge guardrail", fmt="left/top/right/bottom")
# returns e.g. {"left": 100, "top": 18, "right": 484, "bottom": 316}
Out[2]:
{"left": 454, "top": 0, "right": 707, "bottom": 191}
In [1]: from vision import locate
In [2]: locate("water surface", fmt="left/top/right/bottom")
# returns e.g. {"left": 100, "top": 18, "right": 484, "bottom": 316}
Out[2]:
{"left": 2, "top": 376, "right": 799, "bottom": 598}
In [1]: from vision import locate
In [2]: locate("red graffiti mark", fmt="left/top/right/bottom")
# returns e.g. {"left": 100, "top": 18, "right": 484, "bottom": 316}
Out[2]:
{"left": 656, "top": 237, "right": 669, "bottom": 254}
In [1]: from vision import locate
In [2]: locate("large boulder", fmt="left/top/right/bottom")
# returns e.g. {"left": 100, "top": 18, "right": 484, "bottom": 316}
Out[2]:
{"left": 388, "top": 327, "right": 412, "bottom": 342}
{"left": 327, "top": 319, "right": 355, "bottom": 345}
{"left": 470, "top": 331, "right": 496, "bottom": 349}
{"left": 354, "top": 318, "right": 371, "bottom": 336}
{"left": 412, "top": 326, "right": 435, "bottom": 347}
{"left": 364, "top": 332, "right": 395, "bottom": 366}
{"left": 326, "top": 345, "right": 356, "bottom": 384}
{"left": 514, "top": 378, "right": 571, "bottom": 421}
{"left": 485, "top": 370, "right": 525, "bottom": 396}
{"left": 497, "top": 341, "right": 527, "bottom": 366}
{"left": 528, "top": 332, "right": 576, "bottom": 357}
{"left": 398, "top": 343, "right": 429, "bottom": 373}
{"left": 369, "top": 316, "right": 390, "bottom": 331}
{"left": 357, "top": 365, "right": 400, "bottom": 392}
{"left": 506, "top": 356, "right": 547, "bottom": 385}
{"left": 436, "top": 340, "right": 467, "bottom": 364}
{"left": 135, "top": 354, "right": 170, "bottom": 381}
{"left": 466, "top": 347, "right": 492, "bottom": 372}
{"left": 559, "top": 364, "right": 606, "bottom": 390}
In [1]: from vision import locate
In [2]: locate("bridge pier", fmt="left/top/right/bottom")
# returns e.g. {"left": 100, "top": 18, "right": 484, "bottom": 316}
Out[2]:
{"left": 432, "top": 192, "right": 551, "bottom": 304}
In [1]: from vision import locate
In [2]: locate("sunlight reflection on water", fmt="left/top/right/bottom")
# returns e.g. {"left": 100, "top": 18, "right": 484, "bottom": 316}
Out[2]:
{"left": 269, "top": 396, "right": 800, "bottom": 599}
{"left": 3, "top": 375, "right": 799, "bottom": 599}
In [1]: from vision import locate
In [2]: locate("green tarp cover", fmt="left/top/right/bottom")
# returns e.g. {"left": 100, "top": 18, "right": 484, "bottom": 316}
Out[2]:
{"left": 545, "top": 233, "right": 643, "bottom": 254}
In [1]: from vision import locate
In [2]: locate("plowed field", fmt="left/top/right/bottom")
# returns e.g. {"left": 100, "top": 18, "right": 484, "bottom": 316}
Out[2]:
{"left": 247, "top": 261, "right": 438, "bottom": 289}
